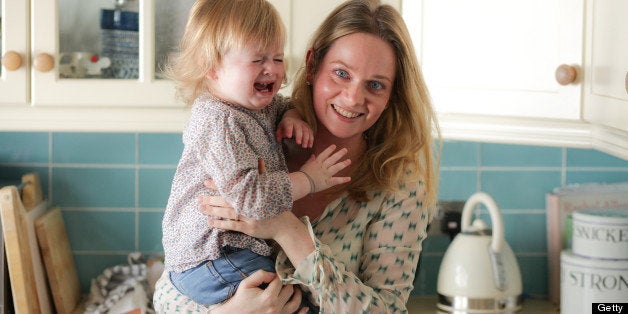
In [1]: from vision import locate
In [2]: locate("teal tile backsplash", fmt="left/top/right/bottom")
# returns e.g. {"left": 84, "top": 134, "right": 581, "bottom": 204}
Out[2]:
{"left": 53, "top": 167, "right": 136, "bottom": 207}
{"left": 1, "top": 132, "right": 628, "bottom": 296}
{"left": 52, "top": 132, "right": 136, "bottom": 164}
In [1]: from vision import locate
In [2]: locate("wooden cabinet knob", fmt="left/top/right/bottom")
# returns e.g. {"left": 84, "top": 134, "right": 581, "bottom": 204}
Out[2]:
{"left": 33, "top": 53, "right": 55, "bottom": 73}
{"left": 625, "top": 72, "right": 628, "bottom": 95}
{"left": 2, "top": 51, "right": 23, "bottom": 71}
{"left": 555, "top": 64, "right": 578, "bottom": 85}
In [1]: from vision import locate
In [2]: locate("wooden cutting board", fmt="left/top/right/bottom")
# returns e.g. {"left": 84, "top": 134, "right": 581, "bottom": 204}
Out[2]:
{"left": 35, "top": 207, "right": 82, "bottom": 314}
{"left": 0, "top": 173, "right": 54, "bottom": 314}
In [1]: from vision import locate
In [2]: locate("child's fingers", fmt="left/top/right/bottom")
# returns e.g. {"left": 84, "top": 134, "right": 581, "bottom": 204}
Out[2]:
{"left": 276, "top": 124, "right": 294, "bottom": 142}
{"left": 328, "top": 176, "right": 351, "bottom": 186}
{"left": 293, "top": 125, "right": 303, "bottom": 145}
{"left": 327, "top": 158, "right": 351, "bottom": 174}
{"left": 316, "top": 144, "right": 338, "bottom": 159}
{"left": 304, "top": 129, "right": 314, "bottom": 148}
{"left": 322, "top": 147, "right": 349, "bottom": 168}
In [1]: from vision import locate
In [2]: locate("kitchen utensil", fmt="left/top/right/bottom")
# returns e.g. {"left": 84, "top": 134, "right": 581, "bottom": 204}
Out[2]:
{"left": 35, "top": 207, "right": 82, "bottom": 314}
{"left": 437, "top": 192, "right": 523, "bottom": 313}
{"left": 0, "top": 173, "right": 54, "bottom": 313}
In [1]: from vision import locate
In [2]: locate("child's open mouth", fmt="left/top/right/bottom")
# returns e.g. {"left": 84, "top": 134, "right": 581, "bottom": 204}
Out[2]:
{"left": 254, "top": 82, "right": 274, "bottom": 93}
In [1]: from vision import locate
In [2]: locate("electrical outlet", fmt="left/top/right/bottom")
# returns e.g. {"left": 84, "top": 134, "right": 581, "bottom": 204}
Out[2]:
{"left": 427, "top": 201, "right": 465, "bottom": 240}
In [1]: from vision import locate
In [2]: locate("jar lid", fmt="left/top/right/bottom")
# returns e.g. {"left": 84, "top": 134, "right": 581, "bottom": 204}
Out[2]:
{"left": 573, "top": 208, "right": 628, "bottom": 223}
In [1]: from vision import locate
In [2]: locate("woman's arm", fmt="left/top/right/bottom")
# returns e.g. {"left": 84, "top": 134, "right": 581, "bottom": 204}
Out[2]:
{"left": 152, "top": 269, "right": 307, "bottom": 314}
{"left": 201, "top": 180, "right": 433, "bottom": 313}
{"left": 204, "top": 206, "right": 316, "bottom": 266}
{"left": 277, "top": 181, "right": 432, "bottom": 313}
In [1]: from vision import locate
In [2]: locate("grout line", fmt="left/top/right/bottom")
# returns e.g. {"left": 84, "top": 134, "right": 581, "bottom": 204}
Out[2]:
{"left": 477, "top": 142, "right": 482, "bottom": 192}
{"left": 561, "top": 148, "right": 567, "bottom": 186}
{"left": 564, "top": 166, "right": 628, "bottom": 171}
{"left": 73, "top": 250, "right": 139, "bottom": 255}
{"left": 49, "top": 132, "right": 53, "bottom": 203}
{"left": 0, "top": 162, "right": 176, "bottom": 169}
{"left": 135, "top": 133, "right": 141, "bottom": 251}
{"left": 63, "top": 207, "right": 139, "bottom": 212}
{"left": 454, "top": 166, "right": 563, "bottom": 171}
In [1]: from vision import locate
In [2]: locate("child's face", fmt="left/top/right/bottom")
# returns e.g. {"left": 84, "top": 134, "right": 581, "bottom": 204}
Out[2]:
{"left": 210, "top": 42, "right": 285, "bottom": 110}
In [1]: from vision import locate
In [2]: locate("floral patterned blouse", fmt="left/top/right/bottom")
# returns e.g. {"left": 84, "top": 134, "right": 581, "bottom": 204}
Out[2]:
{"left": 154, "top": 177, "right": 434, "bottom": 313}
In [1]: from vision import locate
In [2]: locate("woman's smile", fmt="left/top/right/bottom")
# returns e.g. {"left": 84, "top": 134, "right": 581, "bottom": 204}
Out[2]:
{"left": 331, "top": 104, "right": 362, "bottom": 119}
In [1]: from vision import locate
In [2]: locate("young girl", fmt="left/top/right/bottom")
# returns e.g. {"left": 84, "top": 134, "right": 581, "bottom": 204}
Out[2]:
{"left": 161, "top": 0, "right": 351, "bottom": 308}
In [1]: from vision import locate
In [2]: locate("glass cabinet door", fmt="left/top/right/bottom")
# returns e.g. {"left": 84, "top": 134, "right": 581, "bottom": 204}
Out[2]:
{"left": 0, "top": 0, "right": 29, "bottom": 104}
{"left": 155, "top": 0, "right": 195, "bottom": 80}
{"left": 31, "top": 0, "right": 190, "bottom": 107}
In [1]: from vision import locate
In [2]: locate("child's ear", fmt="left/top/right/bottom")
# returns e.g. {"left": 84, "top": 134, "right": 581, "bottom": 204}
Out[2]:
{"left": 206, "top": 68, "right": 218, "bottom": 80}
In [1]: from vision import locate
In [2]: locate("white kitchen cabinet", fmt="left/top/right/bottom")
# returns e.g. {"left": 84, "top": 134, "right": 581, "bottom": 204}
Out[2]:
{"left": 1, "top": 0, "right": 182, "bottom": 108}
{"left": 1, "top": 0, "right": 627, "bottom": 159}
{"left": 3, "top": 0, "right": 398, "bottom": 131}
{"left": 1, "top": 0, "right": 193, "bottom": 131}
{"left": 0, "top": 1, "right": 29, "bottom": 104}
{"left": 403, "top": 0, "right": 628, "bottom": 160}
{"left": 405, "top": 0, "right": 583, "bottom": 120}
{"left": 583, "top": 0, "right": 628, "bottom": 134}
{"left": 30, "top": 0, "right": 177, "bottom": 107}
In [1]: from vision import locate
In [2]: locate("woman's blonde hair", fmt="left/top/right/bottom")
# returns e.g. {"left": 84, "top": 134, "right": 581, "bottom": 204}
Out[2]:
{"left": 292, "top": 0, "right": 441, "bottom": 206}
{"left": 165, "top": 0, "right": 286, "bottom": 105}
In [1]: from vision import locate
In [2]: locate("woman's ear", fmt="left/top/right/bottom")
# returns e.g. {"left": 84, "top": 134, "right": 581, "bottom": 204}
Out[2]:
{"left": 305, "top": 49, "right": 315, "bottom": 83}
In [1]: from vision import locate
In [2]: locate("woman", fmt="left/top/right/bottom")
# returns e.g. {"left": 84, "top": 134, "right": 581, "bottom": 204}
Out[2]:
{"left": 153, "top": 0, "right": 440, "bottom": 312}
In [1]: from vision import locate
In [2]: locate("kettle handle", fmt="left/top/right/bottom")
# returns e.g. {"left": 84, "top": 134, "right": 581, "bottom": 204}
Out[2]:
{"left": 461, "top": 192, "right": 504, "bottom": 253}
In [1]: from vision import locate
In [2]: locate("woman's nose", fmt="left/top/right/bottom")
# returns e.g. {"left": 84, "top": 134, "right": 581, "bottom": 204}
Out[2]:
{"left": 343, "top": 83, "right": 365, "bottom": 106}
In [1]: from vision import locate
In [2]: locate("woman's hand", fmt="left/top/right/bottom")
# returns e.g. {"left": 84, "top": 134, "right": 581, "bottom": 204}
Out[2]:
{"left": 199, "top": 180, "right": 315, "bottom": 273}
{"left": 199, "top": 180, "right": 297, "bottom": 240}
{"left": 212, "top": 270, "right": 307, "bottom": 314}
{"left": 199, "top": 193, "right": 294, "bottom": 240}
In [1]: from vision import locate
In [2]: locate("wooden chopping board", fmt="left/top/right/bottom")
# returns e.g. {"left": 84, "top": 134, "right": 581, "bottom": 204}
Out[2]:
{"left": 35, "top": 207, "right": 82, "bottom": 314}
{"left": 0, "top": 173, "right": 54, "bottom": 314}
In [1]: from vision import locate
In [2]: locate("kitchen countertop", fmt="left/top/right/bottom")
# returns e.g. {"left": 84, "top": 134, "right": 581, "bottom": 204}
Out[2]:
{"left": 407, "top": 296, "right": 559, "bottom": 313}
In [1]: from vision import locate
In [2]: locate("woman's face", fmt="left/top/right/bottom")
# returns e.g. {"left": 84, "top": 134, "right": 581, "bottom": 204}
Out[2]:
{"left": 310, "top": 32, "right": 396, "bottom": 140}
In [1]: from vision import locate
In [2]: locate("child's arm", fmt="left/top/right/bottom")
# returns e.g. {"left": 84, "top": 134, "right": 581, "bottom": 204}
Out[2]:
{"left": 276, "top": 109, "right": 314, "bottom": 148}
{"left": 288, "top": 145, "right": 351, "bottom": 201}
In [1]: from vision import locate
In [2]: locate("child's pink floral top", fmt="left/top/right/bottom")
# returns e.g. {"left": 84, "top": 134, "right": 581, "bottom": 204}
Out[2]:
{"left": 162, "top": 93, "right": 293, "bottom": 273}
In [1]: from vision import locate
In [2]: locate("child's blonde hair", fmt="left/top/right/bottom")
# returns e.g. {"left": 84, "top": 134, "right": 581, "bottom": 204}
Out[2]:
{"left": 165, "top": 0, "right": 286, "bottom": 106}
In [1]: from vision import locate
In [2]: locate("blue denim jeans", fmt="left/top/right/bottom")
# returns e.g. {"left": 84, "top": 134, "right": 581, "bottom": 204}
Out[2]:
{"left": 169, "top": 247, "right": 276, "bottom": 306}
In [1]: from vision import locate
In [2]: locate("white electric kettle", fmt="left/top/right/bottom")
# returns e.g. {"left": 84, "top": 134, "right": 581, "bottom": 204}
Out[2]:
{"left": 437, "top": 192, "right": 522, "bottom": 313}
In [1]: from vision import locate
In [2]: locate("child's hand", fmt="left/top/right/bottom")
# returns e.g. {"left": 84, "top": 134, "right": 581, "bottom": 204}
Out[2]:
{"left": 276, "top": 110, "right": 314, "bottom": 148}
{"left": 298, "top": 144, "right": 351, "bottom": 193}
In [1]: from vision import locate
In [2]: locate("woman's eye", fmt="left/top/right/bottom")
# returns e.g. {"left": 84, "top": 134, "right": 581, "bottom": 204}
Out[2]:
{"left": 369, "top": 81, "right": 384, "bottom": 90}
{"left": 253, "top": 59, "right": 263, "bottom": 64}
{"left": 273, "top": 58, "right": 284, "bottom": 63}
{"left": 335, "top": 69, "right": 349, "bottom": 79}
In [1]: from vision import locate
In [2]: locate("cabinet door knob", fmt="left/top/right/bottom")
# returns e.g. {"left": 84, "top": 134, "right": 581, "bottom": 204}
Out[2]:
{"left": 33, "top": 53, "right": 55, "bottom": 73}
{"left": 555, "top": 64, "right": 578, "bottom": 85}
{"left": 625, "top": 72, "right": 628, "bottom": 95}
{"left": 2, "top": 51, "right": 24, "bottom": 71}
